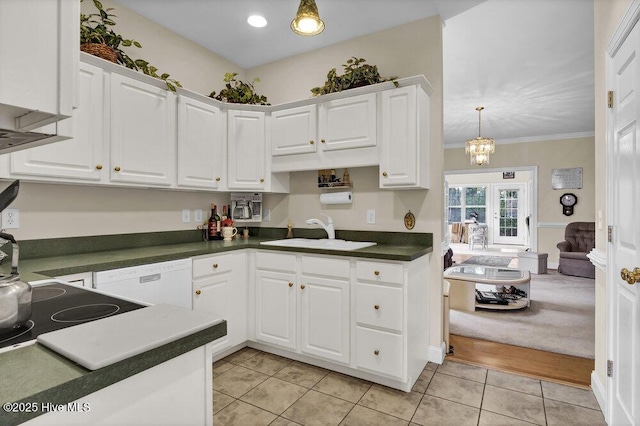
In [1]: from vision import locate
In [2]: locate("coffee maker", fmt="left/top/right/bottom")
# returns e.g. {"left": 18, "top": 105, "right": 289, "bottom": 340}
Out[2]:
{"left": 230, "top": 193, "right": 262, "bottom": 222}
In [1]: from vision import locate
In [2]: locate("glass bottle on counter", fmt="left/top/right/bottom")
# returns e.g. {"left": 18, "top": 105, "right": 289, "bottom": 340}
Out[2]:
{"left": 208, "top": 204, "right": 221, "bottom": 240}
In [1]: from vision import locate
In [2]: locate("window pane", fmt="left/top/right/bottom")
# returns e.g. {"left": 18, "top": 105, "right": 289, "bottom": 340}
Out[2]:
{"left": 465, "top": 187, "right": 486, "bottom": 205}
{"left": 448, "top": 187, "right": 462, "bottom": 206}
{"left": 448, "top": 208, "right": 461, "bottom": 223}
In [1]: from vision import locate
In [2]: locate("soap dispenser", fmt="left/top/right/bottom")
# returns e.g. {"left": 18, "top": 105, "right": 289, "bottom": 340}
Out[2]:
{"left": 286, "top": 219, "right": 294, "bottom": 239}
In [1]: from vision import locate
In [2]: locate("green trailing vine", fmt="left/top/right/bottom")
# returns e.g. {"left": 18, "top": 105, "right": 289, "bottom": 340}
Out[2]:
{"left": 311, "top": 57, "right": 398, "bottom": 96}
{"left": 80, "top": 0, "right": 182, "bottom": 91}
{"left": 209, "top": 73, "right": 270, "bottom": 105}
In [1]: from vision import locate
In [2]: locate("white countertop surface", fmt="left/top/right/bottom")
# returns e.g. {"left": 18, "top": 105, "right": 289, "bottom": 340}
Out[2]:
{"left": 37, "top": 304, "right": 224, "bottom": 370}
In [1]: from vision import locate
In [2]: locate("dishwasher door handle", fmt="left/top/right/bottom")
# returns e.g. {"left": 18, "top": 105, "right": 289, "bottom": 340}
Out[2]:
{"left": 139, "top": 273, "right": 161, "bottom": 284}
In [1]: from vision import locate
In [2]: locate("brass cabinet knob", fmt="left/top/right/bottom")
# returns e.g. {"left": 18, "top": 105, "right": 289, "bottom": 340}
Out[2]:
{"left": 96, "top": 164, "right": 103, "bottom": 170}
{"left": 114, "top": 166, "right": 121, "bottom": 172}
{"left": 374, "top": 350, "right": 380, "bottom": 356}
{"left": 620, "top": 267, "right": 640, "bottom": 285}
{"left": 300, "top": 284, "right": 306, "bottom": 289}
{"left": 374, "top": 304, "right": 380, "bottom": 310}
{"left": 289, "top": 282, "right": 293, "bottom": 287}
{"left": 260, "top": 178, "right": 265, "bottom": 183}
{"left": 382, "top": 171, "right": 388, "bottom": 177}
{"left": 321, "top": 139, "right": 326, "bottom": 143}
{"left": 213, "top": 263, "right": 219, "bottom": 269}
{"left": 215, "top": 177, "right": 221, "bottom": 182}
{"left": 310, "top": 140, "right": 315, "bottom": 145}
{"left": 195, "top": 290, "right": 201, "bottom": 295}
{"left": 374, "top": 271, "right": 380, "bottom": 276}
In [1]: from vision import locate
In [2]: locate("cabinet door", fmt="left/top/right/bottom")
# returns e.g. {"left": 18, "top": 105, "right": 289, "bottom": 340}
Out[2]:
{"left": 0, "top": 0, "right": 78, "bottom": 127}
{"left": 177, "top": 96, "right": 225, "bottom": 189}
{"left": 300, "top": 275, "right": 350, "bottom": 364}
{"left": 193, "top": 273, "right": 235, "bottom": 350}
{"left": 110, "top": 74, "right": 176, "bottom": 186}
{"left": 227, "top": 110, "right": 267, "bottom": 190}
{"left": 318, "top": 93, "right": 376, "bottom": 151}
{"left": 255, "top": 269, "right": 296, "bottom": 350}
{"left": 271, "top": 105, "right": 317, "bottom": 156}
{"left": 10, "top": 62, "right": 104, "bottom": 181}
{"left": 380, "top": 85, "right": 429, "bottom": 189}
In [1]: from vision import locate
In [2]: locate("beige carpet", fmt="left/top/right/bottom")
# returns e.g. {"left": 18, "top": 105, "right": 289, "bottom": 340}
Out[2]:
{"left": 449, "top": 270, "right": 595, "bottom": 359}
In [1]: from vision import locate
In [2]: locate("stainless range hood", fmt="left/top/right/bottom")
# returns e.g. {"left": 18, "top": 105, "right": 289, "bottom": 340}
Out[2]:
{"left": 0, "top": 129, "right": 55, "bottom": 152}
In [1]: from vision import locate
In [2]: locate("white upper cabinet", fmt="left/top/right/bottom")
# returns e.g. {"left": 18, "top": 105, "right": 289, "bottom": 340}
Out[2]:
{"left": 0, "top": 0, "right": 78, "bottom": 134}
{"left": 227, "top": 109, "right": 268, "bottom": 191}
{"left": 10, "top": 62, "right": 105, "bottom": 181}
{"left": 271, "top": 105, "right": 317, "bottom": 156}
{"left": 109, "top": 74, "right": 177, "bottom": 187}
{"left": 177, "top": 96, "right": 225, "bottom": 189}
{"left": 318, "top": 93, "right": 377, "bottom": 152}
{"left": 379, "top": 84, "right": 430, "bottom": 189}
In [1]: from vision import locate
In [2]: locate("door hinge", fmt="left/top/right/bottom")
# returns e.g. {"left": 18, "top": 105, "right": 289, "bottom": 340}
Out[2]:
{"left": 607, "top": 360, "right": 613, "bottom": 377}
{"left": 608, "top": 91, "right": 614, "bottom": 108}
{"left": 608, "top": 225, "right": 613, "bottom": 243}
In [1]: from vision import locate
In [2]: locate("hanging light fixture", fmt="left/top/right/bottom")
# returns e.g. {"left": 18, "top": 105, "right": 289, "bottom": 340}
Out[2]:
{"left": 291, "top": 0, "right": 325, "bottom": 36}
{"left": 465, "top": 106, "right": 495, "bottom": 166}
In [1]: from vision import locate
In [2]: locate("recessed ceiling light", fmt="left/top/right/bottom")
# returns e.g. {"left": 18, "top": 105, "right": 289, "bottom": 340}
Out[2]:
{"left": 247, "top": 15, "right": 267, "bottom": 28}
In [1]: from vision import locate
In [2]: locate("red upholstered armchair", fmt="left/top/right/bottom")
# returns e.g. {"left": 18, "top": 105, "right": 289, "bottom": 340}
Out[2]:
{"left": 557, "top": 222, "right": 596, "bottom": 278}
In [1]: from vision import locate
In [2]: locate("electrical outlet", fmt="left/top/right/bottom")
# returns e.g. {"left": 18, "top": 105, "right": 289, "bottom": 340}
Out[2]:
{"left": 2, "top": 208, "right": 19, "bottom": 229}
{"left": 194, "top": 209, "right": 203, "bottom": 223}
{"left": 263, "top": 208, "right": 271, "bottom": 222}
{"left": 181, "top": 209, "right": 191, "bottom": 223}
{"left": 367, "top": 209, "right": 376, "bottom": 224}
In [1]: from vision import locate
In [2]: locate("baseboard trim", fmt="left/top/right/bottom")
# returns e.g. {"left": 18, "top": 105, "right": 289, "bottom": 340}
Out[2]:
{"left": 428, "top": 342, "right": 446, "bottom": 364}
{"left": 591, "top": 370, "right": 607, "bottom": 420}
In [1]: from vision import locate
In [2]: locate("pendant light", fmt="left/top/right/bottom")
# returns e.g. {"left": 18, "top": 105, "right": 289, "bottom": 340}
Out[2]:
{"left": 291, "top": 0, "right": 325, "bottom": 36}
{"left": 465, "top": 106, "right": 495, "bottom": 166}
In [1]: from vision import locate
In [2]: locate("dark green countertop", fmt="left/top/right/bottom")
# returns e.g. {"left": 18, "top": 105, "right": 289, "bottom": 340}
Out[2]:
{"left": 0, "top": 320, "right": 227, "bottom": 426}
{"left": 7, "top": 228, "right": 433, "bottom": 283}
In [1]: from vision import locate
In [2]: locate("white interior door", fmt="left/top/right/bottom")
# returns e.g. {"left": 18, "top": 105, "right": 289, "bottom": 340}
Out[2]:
{"left": 492, "top": 184, "right": 526, "bottom": 245}
{"left": 608, "top": 18, "right": 640, "bottom": 426}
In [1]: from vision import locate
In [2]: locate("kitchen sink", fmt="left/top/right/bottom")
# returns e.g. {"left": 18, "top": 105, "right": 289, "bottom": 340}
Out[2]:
{"left": 260, "top": 238, "right": 377, "bottom": 251}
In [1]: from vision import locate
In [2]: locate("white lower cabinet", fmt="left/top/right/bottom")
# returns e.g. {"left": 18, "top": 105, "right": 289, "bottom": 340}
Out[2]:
{"left": 300, "top": 257, "right": 350, "bottom": 364}
{"left": 192, "top": 252, "right": 246, "bottom": 354}
{"left": 254, "top": 251, "right": 350, "bottom": 365}
{"left": 251, "top": 250, "right": 430, "bottom": 391}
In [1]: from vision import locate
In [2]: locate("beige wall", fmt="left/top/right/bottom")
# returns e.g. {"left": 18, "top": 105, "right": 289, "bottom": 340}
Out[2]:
{"left": 444, "top": 137, "right": 595, "bottom": 264}
{"left": 593, "top": 0, "right": 632, "bottom": 393}
{"left": 81, "top": 0, "right": 245, "bottom": 95}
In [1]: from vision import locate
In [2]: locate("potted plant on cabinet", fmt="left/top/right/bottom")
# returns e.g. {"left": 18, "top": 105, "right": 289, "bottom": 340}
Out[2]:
{"left": 209, "top": 72, "right": 270, "bottom": 105}
{"left": 80, "top": 0, "right": 182, "bottom": 91}
{"left": 311, "top": 57, "right": 398, "bottom": 96}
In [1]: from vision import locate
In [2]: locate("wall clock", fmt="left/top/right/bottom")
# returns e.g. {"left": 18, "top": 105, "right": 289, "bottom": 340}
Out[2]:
{"left": 560, "top": 193, "right": 578, "bottom": 216}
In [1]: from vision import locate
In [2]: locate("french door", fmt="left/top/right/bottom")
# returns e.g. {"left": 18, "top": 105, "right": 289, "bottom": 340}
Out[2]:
{"left": 492, "top": 184, "right": 526, "bottom": 245}
{"left": 608, "top": 16, "right": 639, "bottom": 425}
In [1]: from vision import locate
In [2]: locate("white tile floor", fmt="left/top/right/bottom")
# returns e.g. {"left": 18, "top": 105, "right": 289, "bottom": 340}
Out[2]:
{"left": 212, "top": 348, "right": 606, "bottom": 426}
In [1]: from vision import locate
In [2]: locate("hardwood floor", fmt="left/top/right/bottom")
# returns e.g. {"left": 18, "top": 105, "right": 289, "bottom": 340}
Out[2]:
{"left": 447, "top": 334, "right": 594, "bottom": 389}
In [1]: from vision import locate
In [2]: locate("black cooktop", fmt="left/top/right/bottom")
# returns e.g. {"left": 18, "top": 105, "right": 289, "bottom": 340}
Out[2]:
{"left": 0, "top": 283, "right": 145, "bottom": 350}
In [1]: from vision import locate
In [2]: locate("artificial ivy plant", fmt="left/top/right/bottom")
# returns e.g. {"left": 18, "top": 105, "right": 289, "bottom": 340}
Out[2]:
{"left": 311, "top": 57, "right": 398, "bottom": 96}
{"left": 80, "top": 0, "right": 182, "bottom": 91}
{"left": 209, "top": 73, "right": 270, "bottom": 105}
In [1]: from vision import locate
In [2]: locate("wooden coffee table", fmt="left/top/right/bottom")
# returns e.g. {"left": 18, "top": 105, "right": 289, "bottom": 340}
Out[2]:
{"left": 443, "top": 265, "right": 531, "bottom": 312}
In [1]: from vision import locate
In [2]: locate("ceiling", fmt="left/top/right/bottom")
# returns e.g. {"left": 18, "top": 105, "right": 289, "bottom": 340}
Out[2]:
{"left": 115, "top": 0, "right": 595, "bottom": 147}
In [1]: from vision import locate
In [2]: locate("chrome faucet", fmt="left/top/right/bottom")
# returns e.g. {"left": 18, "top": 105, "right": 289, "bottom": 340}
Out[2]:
{"left": 306, "top": 213, "right": 335, "bottom": 239}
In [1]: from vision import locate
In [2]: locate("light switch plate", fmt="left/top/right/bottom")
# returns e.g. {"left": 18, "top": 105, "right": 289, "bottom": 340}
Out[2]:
{"left": 194, "top": 209, "right": 203, "bottom": 223}
{"left": 367, "top": 209, "right": 376, "bottom": 224}
{"left": 263, "top": 208, "right": 270, "bottom": 222}
{"left": 181, "top": 209, "right": 191, "bottom": 223}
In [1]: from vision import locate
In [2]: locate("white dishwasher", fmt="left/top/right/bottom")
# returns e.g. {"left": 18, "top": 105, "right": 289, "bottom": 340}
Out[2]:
{"left": 93, "top": 258, "right": 193, "bottom": 309}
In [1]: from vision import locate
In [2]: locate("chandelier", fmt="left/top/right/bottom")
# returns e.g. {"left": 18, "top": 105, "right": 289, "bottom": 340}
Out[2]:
{"left": 291, "top": 0, "right": 325, "bottom": 36}
{"left": 465, "top": 106, "right": 495, "bottom": 165}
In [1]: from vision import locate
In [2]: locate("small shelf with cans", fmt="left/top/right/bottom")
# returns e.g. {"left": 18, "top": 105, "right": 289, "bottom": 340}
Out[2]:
{"left": 318, "top": 168, "right": 353, "bottom": 189}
